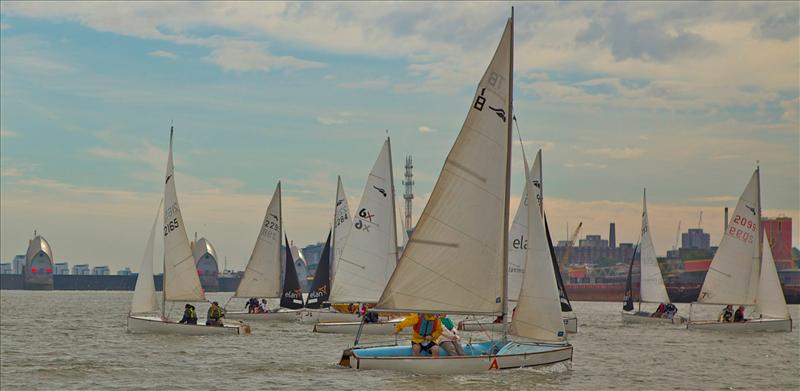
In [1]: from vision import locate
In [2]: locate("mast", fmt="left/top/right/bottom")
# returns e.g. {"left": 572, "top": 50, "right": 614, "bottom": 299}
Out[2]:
{"left": 756, "top": 165, "right": 762, "bottom": 292}
{"left": 278, "top": 181, "right": 284, "bottom": 301}
{"left": 387, "top": 136, "right": 400, "bottom": 264}
{"left": 502, "top": 6, "right": 514, "bottom": 342}
{"left": 161, "top": 126, "right": 172, "bottom": 320}
{"left": 331, "top": 176, "right": 339, "bottom": 277}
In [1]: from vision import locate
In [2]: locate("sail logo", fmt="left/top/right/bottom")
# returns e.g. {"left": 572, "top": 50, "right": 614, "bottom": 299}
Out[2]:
{"left": 373, "top": 186, "right": 387, "bottom": 197}
{"left": 336, "top": 199, "right": 344, "bottom": 206}
{"left": 489, "top": 106, "right": 507, "bottom": 122}
{"left": 165, "top": 202, "right": 180, "bottom": 219}
{"left": 489, "top": 358, "right": 499, "bottom": 370}
{"left": 745, "top": 205, "right": 756, "bottom": 215}
{"left": 165, "top": 174, "right": 173, "bottom": 184}
{"left": 511, "top": 235, "right": 527, "bottom": 250}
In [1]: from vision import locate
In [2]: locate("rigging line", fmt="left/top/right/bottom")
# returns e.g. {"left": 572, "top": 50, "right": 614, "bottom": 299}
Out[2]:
{"left": 512, "top": 116, "right": 528, "bottom": 166}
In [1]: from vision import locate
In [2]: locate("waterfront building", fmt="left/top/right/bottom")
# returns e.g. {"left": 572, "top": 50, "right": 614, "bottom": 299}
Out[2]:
{"left": 91, "top": 266, "right": 110, "bottom": 275}
{"left": 762, "top": 216, "right": 794, "bottom": 269}
{"left": 54, "top": 262, "right": 69, "bottom": 275}
{"left": 191, "top": 237, "right": 220, "bottom": 292}
{"left": 12, "top": 255, "right": 25, "bottom": 274}
{"left": 681, "top": 228, "right": 710, "bottom": 249}
{"left": 0, "top": 263, "right": 11, "bottom": 274}
{"left": 578, "top": 235, "right": 608, "bottom": 248}
{"left": 73, "top": 264, "right": 90, "bottom": 275}
{"left": 117, "top": 267, "right": 132, "bottom": 276}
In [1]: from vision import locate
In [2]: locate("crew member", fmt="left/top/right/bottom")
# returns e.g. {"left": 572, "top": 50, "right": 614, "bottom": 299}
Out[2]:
{"left": 395, "top": 313, "right": 443, "bottom": 357}
{"left": 179, "top": 304, "right": 197, "bottom": 325}
{"left": 207, "top": 301, "right": 225, "bottom": 326}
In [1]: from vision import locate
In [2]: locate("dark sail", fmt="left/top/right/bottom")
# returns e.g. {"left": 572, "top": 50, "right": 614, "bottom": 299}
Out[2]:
{"left": 623, "top": 243, "right": 639, "bottom": 312}
{"left": 305, "top": 230, "right": 332, "bottom": 309}
{"left": 544, "top": 214, "right": 573, "bottom": 312}
{"left": 281, "top": 235, "right": 304, "bottom": 309}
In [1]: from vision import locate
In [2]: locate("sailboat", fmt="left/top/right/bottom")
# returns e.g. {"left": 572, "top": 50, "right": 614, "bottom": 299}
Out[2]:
{"left": 313, "top": 139, "right": 403, "bottom": 334}
{"left": 226, "top": 182, "right": 305, "bottom": 322}
{"left": 621, "top": 189, "right": 685, "bottom": 324}
{"left": 687, "top": 168, "right": 792, "bottom": 331}
{"left": 341, "top": 11, "right": 573, "bottom": 373}
{"left": 300, "top": 177, "right": 363, "bottom": 324}
{"left": 127, "top": 127, "right": 249, "bottom": 335}
{"left": 458, "top": 149, "right": 578, "bottom": 333}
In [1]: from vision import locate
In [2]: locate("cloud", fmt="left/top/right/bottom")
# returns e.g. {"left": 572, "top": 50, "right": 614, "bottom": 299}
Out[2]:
{"left": 0, "top": 128, "right": 17, "bottom": 137}
{"left": 584, "top": 147, "right": 645, "bottom": 159}
{"left": 337, "top": 79, "right": 391, "bottom": 89}
{"left": 752, "top": 10, "right": 800, "bottom": 41}
{"left": 148, "top": 50, "right": 178, "bottom": 59}
{"left": 564, "top": 162, "right": 608, "bottom": 169}
{"left": 690, "top": 196, "right": 739, "bottom": 203}
{"left": 206, "top": 41, "right": 326, "bottom": 72}
{"left": 417, "top": 126, "right": 433, "bottom": 133}
{"left": 0, "top": 23, "right": 11, "bottom": 30}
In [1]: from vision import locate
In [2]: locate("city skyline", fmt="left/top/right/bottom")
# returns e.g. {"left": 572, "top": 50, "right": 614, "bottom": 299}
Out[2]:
{"left": 1, "top": 3, "right": 798, "bottom": 271}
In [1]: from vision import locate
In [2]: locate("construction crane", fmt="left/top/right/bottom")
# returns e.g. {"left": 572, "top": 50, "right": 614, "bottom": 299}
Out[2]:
{"left": 673, "top": 220, "right": 682, "bottom": 250}
{"left": 560, "top": 222, "right": 583, "bottom": 274}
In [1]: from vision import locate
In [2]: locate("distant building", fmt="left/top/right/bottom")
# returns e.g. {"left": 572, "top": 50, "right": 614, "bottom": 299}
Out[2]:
{"left": 92, "top": 266, "right": 110, "bottom": 275}
{"left": 73, "top": 264, "right": 90, "bottom": 275}
{"left": 12, "top": 255, "right": 25, "bottom": 274}
{"left": 117, "top": 267, "right": 132, "bottom": 276}
{"left": 302, "top": 241, "right": 325, "bottom": 277}
{"left": 609, "top": 223, "right": 616, "bottom": 248}
{"left": 54, "top": 262, "right": 70, "bottom": 275}
{"left": 0, "top": 263, "right": 11, "bottom": 274}
{"left": 682, "top": 228, "right": 710, "bottom": 249}
{"left": 763, "top": 216, "right": 793, "bottom": 270}
{"left": 25, "top": 235, "right": 54, "bottom": 290}
{"left": 192, "top": 237, "right": 220, "bottom": 292}
{"left": 578, "top": 235, "right": 608, "bottom": 248}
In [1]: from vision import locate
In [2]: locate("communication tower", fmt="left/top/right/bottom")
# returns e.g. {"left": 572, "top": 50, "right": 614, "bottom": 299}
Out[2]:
{"left": 403, "top": 155, "right": 414, "bottom": 231}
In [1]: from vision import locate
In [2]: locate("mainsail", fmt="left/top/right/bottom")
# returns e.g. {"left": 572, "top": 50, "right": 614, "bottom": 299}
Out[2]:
{"left": 163, "top": 127, "right": 205, "bottom": 302}
{"left": 281, "top": 235, "right": 304, "bottom": 309}
{"left": 331, "top": 176, "right": 352, "bottom": 281}
{"left": 329, "top": 139, "right": 398, "bottom": 304}
{"left": 306, "top": 230, "right": 332, "bottom": 309}
{"left": 698, "top": 169, "right": 761, "bottom": 305}
{"left": 639, "top": 189, "right": 671, "bottom": 304}
{"left": 234, "top": 182, "right": 283, "bottom": 299}
{"left": 510, "top": 173, "right": 566, "bottom": 342}
{"left": 377, "top": 18, "right": 512, "bottom": 315}
{"left": 130, "top": 201, "right": 162, "bottom": 315}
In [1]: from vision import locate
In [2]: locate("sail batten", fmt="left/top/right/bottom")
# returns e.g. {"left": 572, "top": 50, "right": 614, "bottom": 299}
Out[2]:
{"left": 376, "top": 19, "right": 512, "bottom": 315}
{"left": 234, "top": 183, "right": 283, "bottom": 299}
{"left": 163, "top": 128, "right": 205, "bottom": 303}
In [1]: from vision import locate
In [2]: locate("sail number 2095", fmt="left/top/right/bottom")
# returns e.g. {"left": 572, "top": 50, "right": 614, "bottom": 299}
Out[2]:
{"left": 164, "top": 218, "right": 179, "bottom": 236}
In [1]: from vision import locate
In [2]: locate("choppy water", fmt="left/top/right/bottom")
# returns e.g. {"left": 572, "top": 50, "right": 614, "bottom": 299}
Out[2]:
{"left": 1, "top": 291, "right": 798, "bottom": 390}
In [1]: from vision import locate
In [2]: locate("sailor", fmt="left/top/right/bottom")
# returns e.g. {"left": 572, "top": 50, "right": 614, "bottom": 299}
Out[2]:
{"left": 207, "top": 301, "right": 224, "bottom": 326}
{"left": 363, "top": 310, "right": 379, "bottom": 323}
{"left": 437, "top": 315, "right": 465, "bottom": 356}
{"left": 719, "top": 305, "right": 734, "bottom": 323}
{"left": 395, "top": 313, "right": 443, "bottom": 357}
{"left": 734, "top": 305, "right": 746, "bottom": 322}
{"left": 260, "top": 299, "right": 269, "bottom": 313}
{"left": 179, "top": 304, "right": 198, "bottom": 325}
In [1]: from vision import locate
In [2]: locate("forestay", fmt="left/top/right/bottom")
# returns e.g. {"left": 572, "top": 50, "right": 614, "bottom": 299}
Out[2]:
{"left": 756, "top": 240, "right": 790, "bottom": 319}
{"left": 331, "top": 176, "right": 351, "bottom": 280}
{"left": 235, "top": 182, "right": 283, "bottom": 299}
{"left": 639, "top": 189, "right": 670, "bottom": 304}
{"left": 330, "top": 139, "right": 398, "bottom": 304}
{"left": 510, "top": 174, "right": 566, "bottom": 342}
{"left": 130, "top": 202, "right": 162, "bottom": 315}
{"left": 698, "top": 169, "right": 760, "bottom": 305}
{"left": 377, "top": 19, "right": 512, "bottom": 315}
{"left": 163, "top": 128, "right": 205, "bottom": 302}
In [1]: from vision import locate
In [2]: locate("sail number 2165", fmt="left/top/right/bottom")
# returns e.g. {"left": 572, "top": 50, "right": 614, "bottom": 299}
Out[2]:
{"left": 164, "top": 218, "right": 179, "bottom": 236}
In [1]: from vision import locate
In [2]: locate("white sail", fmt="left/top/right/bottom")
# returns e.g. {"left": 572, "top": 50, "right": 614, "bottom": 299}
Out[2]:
{"left": 330, "top": 139, "right": 398, "bottom": 304}
{"left": 756, "top": 241, "right": 790, "bottom": 319}
{"left": 508, "top": 150, "right": 539, "bottom": 303}
{"left": 377, "top": 19, "right": 512, "bottom": 315}
{"left": 510, "top": 173, "right": 566, "bottom": 342}
{"left": 331, "top": 176, "right": 352, "bottom": 280}
{"left": 698, "top": 169, "right": 760, "bottom": 305}
{"left": 130, "top": 201, "right": 162, "bottom": 315}
{"left": 235, "top": 182, "right": 283, "bottom": 298}
{"left": 639, "top": 189, "right": 671, "bottom": 304}
{"left": 163, "top": 128, "right": 205, "bottom": 302}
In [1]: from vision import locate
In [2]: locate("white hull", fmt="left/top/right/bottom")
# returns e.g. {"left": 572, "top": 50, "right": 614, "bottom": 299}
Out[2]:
{"left": 127, "top": 315, "right": 250, "bottom": 335}
{"left": 299, "top": 309, "right": 361, "bottom": 324}
{"left": 687, "top": 318, "right": 792, "bottom": 332}
{"left": 622, "top": 311, "right": 686, "bottom": 325}
{"left": 348, "top": 342, "right": 572, "bottom": 374}
{"left": 314, "top": 319, "right": 404, "bottom": 335}
{"left": 225, "top": 309, "right": 300, "bottom": 322}
{"left": 458, "top": 314, "right": 578, "bottom": 334}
